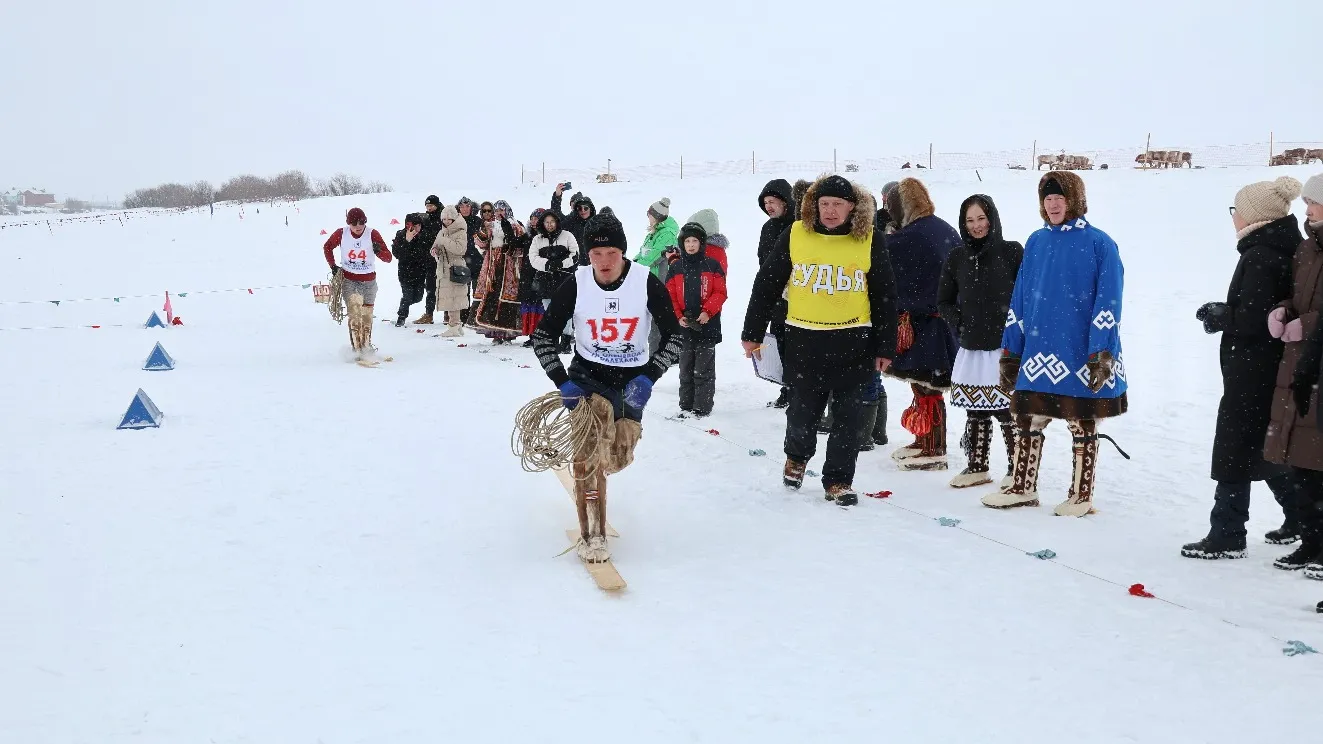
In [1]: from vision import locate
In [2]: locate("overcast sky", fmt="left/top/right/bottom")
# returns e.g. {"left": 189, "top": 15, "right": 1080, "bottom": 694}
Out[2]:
{"left": 4, "top": 0, "right": 1318, "bottom": 201}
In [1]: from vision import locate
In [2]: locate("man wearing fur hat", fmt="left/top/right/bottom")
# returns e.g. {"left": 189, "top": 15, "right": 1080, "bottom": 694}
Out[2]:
{"left": 880, "top": 178, "right": 962, "bottom": 471}
{"left": 532, "top": 207, "right": 684, "bottom": 562}
{"left": 983, "top": 172, "right": 1127, "bottom": 516}
{"left": 742, "top": 174, "right": 899, "bottom": 506}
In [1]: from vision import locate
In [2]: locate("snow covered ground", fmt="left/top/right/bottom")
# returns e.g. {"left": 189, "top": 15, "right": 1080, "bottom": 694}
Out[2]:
{"left": 4, "top": 167, "right": 1323, "bottom": 742}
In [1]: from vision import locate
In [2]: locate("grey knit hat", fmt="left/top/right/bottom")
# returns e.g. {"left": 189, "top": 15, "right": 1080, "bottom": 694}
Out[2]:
{"left": 1234, "top": 176, "right": 1302, "bottom": 225}
{"left": 687, "top": 208, "right": 719, "bottom": 237}
{"left": 1303, "top": 174, "right": 1323, "bottom": 206}
{"left": 648, "top": 197, "right": 671, "bottom": 222}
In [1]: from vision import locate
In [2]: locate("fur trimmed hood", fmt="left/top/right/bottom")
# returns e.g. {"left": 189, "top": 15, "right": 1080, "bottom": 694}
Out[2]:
{"left": 1038, "top": 171, "right": 1088, "bottom": 224}
{"left": 883, "top": 176, "right": 936, "bottom": 226}
{"left": 799, "top": 175, "right": 877, "bottom": 241}
{"left": 792, "top": 179, "right": 813, "bottom": 213}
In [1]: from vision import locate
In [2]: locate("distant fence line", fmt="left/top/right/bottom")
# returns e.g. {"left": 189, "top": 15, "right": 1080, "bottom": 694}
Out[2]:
{"left": 520, "top": 136, "right": 1323, "bottom": 185}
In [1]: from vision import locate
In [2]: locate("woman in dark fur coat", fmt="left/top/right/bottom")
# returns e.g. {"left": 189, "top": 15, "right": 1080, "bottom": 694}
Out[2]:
{"left": 883, "top": 178, "right": 962, "bottom": 472}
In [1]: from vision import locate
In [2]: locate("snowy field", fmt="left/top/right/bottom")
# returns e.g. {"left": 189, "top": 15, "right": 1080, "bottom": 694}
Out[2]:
{"left": 4, "top": 166, "right": 1323, "bottom": 742}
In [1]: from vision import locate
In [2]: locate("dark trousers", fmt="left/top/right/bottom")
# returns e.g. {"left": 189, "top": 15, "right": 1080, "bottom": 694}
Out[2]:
{"left": 678, "top": 339, "right": 717, "bottom": 414}
{"left": 770, "top": 312, "right": 789, "bottom": 397}
{"left": 1210, "top": 472, "right": 1298, "bottom": 540}
{"left": 1293, "top": 467, "right": 1323, "bottom": 543}
{"left": 397, "top": 273, "right": 436, "bottom": 319}
{"left": 785, "top": 378, "right": 868, "bottom": 489}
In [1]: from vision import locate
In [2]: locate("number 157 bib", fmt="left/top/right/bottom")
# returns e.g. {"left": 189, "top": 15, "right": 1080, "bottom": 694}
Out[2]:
{"left": 572, "top": 264, "right": 651, "bottom": 367}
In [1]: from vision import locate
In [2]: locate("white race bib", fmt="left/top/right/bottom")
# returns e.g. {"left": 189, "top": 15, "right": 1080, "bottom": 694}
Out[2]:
{"left": 339, "top": 226, "right": 376, "bottom": 274}
{"left": 573, "top": 263, "right": 652, "bottom": 367}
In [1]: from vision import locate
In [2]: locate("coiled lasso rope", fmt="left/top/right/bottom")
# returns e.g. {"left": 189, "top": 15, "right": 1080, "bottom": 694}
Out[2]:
{"left": 511, "top": 391, "right": 606, "bottom": 480}
{"left": 327, "top": 269, "right": 345, "bottom": 325}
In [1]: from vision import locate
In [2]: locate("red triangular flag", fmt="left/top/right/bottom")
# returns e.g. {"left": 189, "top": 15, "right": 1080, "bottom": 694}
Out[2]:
{"left": 320, "top": 229, "right": 327, "bottom": 235}
{"left": 390, "top": 218, "right": 400, "bottom": 225}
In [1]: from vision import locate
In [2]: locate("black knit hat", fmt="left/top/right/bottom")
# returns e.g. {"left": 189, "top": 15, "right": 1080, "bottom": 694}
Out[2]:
{"left": 678, "top": 221, "right": 707, "bottom": 249}
{"left": 1039, "top": 176, "right": 1066, "bottom": 199}
{"left": 425, "top": 194, "right": 441, "bottom": 208}
{"left": 583, "top": 207, "right": 627, "bottom": 253}
{"left": 817, "top": 175, "right": 857, "bottom": 202}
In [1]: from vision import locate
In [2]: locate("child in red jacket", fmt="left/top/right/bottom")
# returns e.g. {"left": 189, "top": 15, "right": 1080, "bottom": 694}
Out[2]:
{"left": 666, "top": 221, "right": 728, "bottom": 417}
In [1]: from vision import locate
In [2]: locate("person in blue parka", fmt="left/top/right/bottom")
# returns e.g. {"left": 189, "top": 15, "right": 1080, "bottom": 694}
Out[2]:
{"left": 982, "top": 171, "right": 1127, "bottom": 516}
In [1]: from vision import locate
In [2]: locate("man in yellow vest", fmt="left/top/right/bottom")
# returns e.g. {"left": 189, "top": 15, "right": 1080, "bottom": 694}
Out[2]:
{"left": 742, "top": 175, "right": 899, "bottom": 506}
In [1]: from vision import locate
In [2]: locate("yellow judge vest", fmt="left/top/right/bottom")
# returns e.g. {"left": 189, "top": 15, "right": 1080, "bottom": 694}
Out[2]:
{"left": 784, "top": 222, "right": 872, "bottom": 330}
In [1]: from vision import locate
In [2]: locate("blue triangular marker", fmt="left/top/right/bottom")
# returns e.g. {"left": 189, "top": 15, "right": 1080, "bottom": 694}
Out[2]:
{"left": 117, "top": 388, "right": 163, "bottom": 429}
{"left": 144, "top": 311, "right": 165, "bottom": 328}
{"left": 142, "top": 342, "right": 175, "bottom": 371}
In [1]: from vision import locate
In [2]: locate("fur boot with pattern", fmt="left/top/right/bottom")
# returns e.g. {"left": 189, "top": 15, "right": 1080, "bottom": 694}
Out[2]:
{"left": 999, "top": 419, "right": 1016, "bottom": 489}
{"left": 983, "top": 416, "right": 1045, "bottom": 508}
{"left": 899, "top": 387, "right": 948, "bottom": 471}
{"left": 1054, "top": 420, "right": 1099, "bottom": 516}
{"left": 950, "top": 416, "right": 993, "bottom": 487}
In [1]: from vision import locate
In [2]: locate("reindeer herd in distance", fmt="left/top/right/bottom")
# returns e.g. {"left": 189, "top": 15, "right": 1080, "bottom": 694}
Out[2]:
{"left": 1023, "top": 147, "right": 1323, "bottom": 172}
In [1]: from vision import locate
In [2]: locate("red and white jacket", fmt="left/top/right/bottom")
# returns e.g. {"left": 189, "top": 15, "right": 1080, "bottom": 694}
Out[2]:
{"left": 323, "top": 226, "right": 393, "bottom": 281}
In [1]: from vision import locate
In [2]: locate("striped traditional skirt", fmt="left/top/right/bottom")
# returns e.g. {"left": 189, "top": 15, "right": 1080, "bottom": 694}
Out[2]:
{"left": 949, "top": 348, "right": 1010, "bottom": 411}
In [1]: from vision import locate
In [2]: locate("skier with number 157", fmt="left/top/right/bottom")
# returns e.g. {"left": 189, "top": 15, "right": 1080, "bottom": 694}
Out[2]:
{"left": 531, "top": 207, "right": 683, "bottom": 563}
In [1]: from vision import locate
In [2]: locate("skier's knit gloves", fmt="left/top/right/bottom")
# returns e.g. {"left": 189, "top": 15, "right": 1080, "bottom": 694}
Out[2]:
{"left": 624, "top": 375, "right": 653, "bottom": 410}
{"left": 559, "top": 380, "right": 586, "bottom": 410}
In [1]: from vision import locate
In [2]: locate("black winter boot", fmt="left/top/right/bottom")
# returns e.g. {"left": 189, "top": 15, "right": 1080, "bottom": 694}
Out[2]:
{"left": 872, "top": 387, "right": 888, "bottom": 445}
{"left": 1274, "top": 541, "right": 1323, "bottom": 571}
{"left": 858, "top": 401, "right": 880, "bottom": 452}
{"left": 1266, "top": 522, "right": 1303, "bottom": 545}
{"left": 1181, "top": 534, "right": 1248, "bottom": 560}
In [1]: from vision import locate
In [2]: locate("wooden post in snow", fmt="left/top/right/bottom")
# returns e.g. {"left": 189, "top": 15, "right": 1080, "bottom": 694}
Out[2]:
{"left": 928, "top": 143, "right": 933, "bottom": 169}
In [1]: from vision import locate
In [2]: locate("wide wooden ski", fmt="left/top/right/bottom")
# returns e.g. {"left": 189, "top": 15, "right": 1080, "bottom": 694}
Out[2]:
{"left": 552, "top": 466, "right": 625, "bottom": 591}
{"left": 563, "top": 530, "right": 627, "bottom": 591}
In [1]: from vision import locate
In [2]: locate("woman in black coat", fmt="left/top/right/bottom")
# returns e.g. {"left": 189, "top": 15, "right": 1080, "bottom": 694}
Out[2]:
{"left": 937, "top": 194, "right": 1023, "bottom": 489}
{"left": 1182, "top": 179, "right": 1303, "bottom": 560}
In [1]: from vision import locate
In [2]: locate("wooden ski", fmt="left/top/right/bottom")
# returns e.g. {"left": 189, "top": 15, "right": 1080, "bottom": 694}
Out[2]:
{"left": 563, "top": 530, "right": 627, "bottom": 591}
{"left": 553, "top": 466, "right": 625, "bottom": 591}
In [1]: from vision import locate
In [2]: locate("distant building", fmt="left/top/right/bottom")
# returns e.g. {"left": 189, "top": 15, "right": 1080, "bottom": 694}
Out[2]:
{"left": 21, "top": 189, "right": 55, "bottom": 206}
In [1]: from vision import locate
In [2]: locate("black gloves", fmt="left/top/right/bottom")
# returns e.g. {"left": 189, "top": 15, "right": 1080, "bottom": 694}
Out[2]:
{"left": 1196, "top": 302, "right": 1230, "bottom": 334}
{"left": 547, "top": 245, "right": 571, "bottom": 264}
